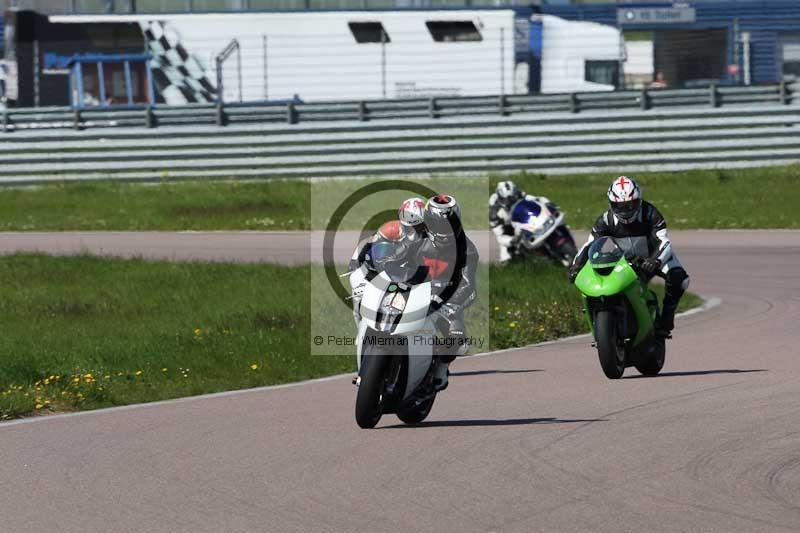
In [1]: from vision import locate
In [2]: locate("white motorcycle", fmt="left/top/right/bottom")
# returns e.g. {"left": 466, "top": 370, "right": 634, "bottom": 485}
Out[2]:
{"left": 349, "top": 255, "right": 440, "bottom": 429}
{"left": 507, "top": 198, "right": 577, "bottom": 267}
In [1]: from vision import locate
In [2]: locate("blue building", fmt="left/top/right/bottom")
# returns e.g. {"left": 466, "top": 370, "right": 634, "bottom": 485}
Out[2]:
{"left": 540, "top": 1, "right": 800, "bottom": 89}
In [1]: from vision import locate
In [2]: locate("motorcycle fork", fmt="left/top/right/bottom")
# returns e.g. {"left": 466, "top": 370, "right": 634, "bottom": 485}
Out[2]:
{"left": 384, "top": 355, "right": 405, "bottom": 397}
{"left": 591, "top": 296, "right": 629, "bottom": 344}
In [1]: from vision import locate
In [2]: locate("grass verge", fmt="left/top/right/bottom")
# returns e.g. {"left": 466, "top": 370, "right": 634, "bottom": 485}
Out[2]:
{"left": 0, "top": 254, "right": 700, "bottom": 419}
{"left": 1, "top": 164, "right": 799, "bottom": 230}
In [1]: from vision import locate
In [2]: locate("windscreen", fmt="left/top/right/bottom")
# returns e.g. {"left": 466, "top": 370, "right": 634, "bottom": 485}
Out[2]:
{"left": 588, "top": 236, "right": 623, "bottom": 267}
{"left": 510, "top": 199, "right": 542, "bottom": 224}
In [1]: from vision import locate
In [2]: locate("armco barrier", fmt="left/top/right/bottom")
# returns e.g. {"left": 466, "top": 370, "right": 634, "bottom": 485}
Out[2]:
{"left": 0, "top": 82, "right": 795, "bottom": 133}
{"left": 0, "top": 102, "right": 798, "bottom": 183}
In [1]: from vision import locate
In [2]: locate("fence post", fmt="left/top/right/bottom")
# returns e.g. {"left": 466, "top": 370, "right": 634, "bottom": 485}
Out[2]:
{"left": 499, "top": 27, "right": 505, "bottom": 97}
{"left": 145, "top": 104, "right": 156, "bottom": 128}
{"left": 640, "top": 87, "right": 650, "bottom": 110}
{"left": 569, "top": 93, "right": 579, "bottom": 113}
{"left": 498, "top": 94, "right": 507, "bottom": 116}
{"left": 357, "top": 100, "right": 367, "bottom": 121}
{"left": 709, "top": 83, "right": 719, "bottom": 107}
{"left": 779, "top": 80, "right": 789, "bottom": 105}
{"left": 428, "top": 97, "right": 438, "bottom": 119}
{"left": 263, "top": 34, "right": 268, "bottom": 100}
{"left": 73, "top": 108, "right": 83, "bottom": 130}
{"left": 216, "top": 101, "right": 227, "bottom": 126}
{"left": 33, "top": 40, "right": 40, "bottom": 108}
{"left": 287, "top": 101, "right": 298, "bottom": 124}
{"left": 381, "top": 30, "right": 387, "bottom": 99}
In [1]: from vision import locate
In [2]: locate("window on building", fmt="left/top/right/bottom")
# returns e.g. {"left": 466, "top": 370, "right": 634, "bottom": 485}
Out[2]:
{"left": 781, "top": 37, "right": 800, "bottom": 79}
{"left": 426, "top": 21, "right": 482, "bottom": 42}
{"left": 348, "top": 22, "right": 390, "bottom": 44}
{"left": 585, "top": 60, "right": 620, "bottom": 87}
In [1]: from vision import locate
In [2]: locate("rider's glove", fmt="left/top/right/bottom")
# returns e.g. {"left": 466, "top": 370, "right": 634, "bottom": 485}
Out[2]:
{"left": 567, "top": 264, "right": 580, "bottom": 284}
{"left": 641, "top": 257, "right": 662, "bottom": 276}
{"left": 433, "top": 299, "right": 459, "bottom": 320}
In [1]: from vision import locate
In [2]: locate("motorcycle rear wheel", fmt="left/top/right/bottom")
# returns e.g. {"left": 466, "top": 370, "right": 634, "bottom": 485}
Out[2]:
{"left": 355, "top": 348, "right": 390, "bottom": 429}
{"left": 635, "top": 336, "right": 666, "bottom": 376}
{"left": 546, "top": 227, "right": 578, "bottom": 267}
{"left": 396, "top": 395, "right": 436, "bottom": 425}
{"left": 595, "top": 310, "right": 626, "bottom": 379}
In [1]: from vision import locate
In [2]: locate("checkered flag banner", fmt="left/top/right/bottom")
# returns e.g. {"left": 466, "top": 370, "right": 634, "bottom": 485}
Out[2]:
{"left": 140, "top": 21, "right": 217, "bottom": 105}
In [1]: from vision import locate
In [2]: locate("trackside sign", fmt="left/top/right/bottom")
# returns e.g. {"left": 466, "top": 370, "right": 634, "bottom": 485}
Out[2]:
{"left": 617, "top": 7, "right": 696, "bottom": 25}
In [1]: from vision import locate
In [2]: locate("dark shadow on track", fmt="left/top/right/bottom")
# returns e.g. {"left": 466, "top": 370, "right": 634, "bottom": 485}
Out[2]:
{"left": 382, "top": 417, "right": 605, "bottom": 429}
{"left": 450, "top": 369, "right": 543, "bottom": 377}
{"left": 624, "top": 369, "right": 768, "bottom": 379}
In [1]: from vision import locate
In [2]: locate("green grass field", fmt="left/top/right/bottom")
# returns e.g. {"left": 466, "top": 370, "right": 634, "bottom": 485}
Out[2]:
{"left": 1, "top": 164, "right": 799, "bottom": 231}
{"left": 0, "top": 254, "right": 699, "bottom": 419}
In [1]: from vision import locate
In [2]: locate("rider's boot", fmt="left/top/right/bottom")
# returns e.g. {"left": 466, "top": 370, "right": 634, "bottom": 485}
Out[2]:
{"left": 657, "top": 267, "right": 689, "bottom": 337}
{"left": 656, "top": 304, "right": 677, "bottom": 338}
{"left": 499, "top": 244, "right": 512, "bottom": 264}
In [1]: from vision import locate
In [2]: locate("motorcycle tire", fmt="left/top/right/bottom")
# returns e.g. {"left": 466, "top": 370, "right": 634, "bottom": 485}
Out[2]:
{"left": 396, "top": 395, "right": 436, "bottom": 425}
{"left": 635, "top": 336, "right": 665, "bottom": 376}
{"left": 546, "top": 228, "right": 578, "bottom": 267}
{"left": 557, "top": 239, "right": 578, "bottom": 266}
{"left": 595, "top": 310, "right": 626, "bottom": 379}
{"left": 355, "top": 347, "right": 390, "bottom": 429}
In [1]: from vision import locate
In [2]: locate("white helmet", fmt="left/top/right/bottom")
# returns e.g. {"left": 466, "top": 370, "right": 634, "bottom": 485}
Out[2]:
{"left": 496, "top": 181, "right": 520, "bottom": 204}
{"left": 398, "top": 197, "right": 425, "bottom": 227}
{"left": 398, "top": 197, "right": 426, "bottom": 240}
{"left": 607, "top": 176, "right": 642, "bottom": 223}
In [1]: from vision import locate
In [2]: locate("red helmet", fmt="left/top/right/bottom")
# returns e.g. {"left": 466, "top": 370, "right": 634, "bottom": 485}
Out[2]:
{"left": 376, "top": 220, "right": 403, "bottom": 241}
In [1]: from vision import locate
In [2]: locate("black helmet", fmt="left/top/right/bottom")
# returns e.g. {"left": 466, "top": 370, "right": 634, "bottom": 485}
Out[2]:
{"left": 424, "top": 194, "right": 463, "bottom": 247}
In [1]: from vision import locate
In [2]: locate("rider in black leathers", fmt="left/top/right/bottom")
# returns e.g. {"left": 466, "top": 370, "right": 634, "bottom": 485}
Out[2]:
{"left": 569, "top": 176, "right": 690, "bottom": 337}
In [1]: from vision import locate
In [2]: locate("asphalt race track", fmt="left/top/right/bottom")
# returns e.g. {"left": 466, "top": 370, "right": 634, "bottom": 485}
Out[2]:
{"left": 1, "top": 230, "right": 799, "bottom": 532}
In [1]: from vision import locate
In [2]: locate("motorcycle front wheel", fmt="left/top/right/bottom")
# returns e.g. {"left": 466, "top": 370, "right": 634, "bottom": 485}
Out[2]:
{"left": 595, "top": 310, "right": 626, "bottom": 379}
{"left": 355, "top": 347, "right": 390, "bottom": 429}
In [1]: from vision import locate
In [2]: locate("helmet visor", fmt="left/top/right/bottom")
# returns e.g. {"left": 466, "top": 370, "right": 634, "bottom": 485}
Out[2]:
{"left": 610, "top": 198, "right": 641, "bottom": 221}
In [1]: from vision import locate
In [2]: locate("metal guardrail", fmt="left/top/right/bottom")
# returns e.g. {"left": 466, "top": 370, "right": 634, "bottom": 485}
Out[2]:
{"left": 0, "top": 82, "right": 795, "bottom": 133}
{"left": 0, "top": 103, "right": 798, "bottom": 184}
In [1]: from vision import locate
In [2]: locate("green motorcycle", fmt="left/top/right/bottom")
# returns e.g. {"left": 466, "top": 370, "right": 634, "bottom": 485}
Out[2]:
{"left": 574, "top": 236, "right": 666, "bottom": 379}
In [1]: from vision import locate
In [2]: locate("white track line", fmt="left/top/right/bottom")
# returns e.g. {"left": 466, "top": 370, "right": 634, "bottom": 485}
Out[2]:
{"left": 0, "top": 297, "right": 721, "bottom": 430}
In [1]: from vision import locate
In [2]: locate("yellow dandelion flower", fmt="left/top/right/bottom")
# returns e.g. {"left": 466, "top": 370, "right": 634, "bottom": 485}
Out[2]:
{"left": 250, "top": 364, "right": 258, "bottom": 371}
{"left": 509, "top": 322, "right": 517, "bottom": 328}
{"left": 35, "top": 403, "right": 44, "bottom": 410}
{"left": 72, "top": 377, "right": 80, "bottom": 383}
{"left": 135, "top": 370, "right": 143, "bottom": 376}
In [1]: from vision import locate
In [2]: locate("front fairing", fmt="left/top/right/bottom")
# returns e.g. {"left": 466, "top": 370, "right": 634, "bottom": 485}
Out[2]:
{"left": 576, "top": 259, "right": 656, "bottom": 347}
{"left": 574, "top": 257, "right": 637, "bottom": 297}
{"left": 510, "top": 200, "right": 564, "bottom": 251}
